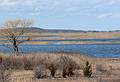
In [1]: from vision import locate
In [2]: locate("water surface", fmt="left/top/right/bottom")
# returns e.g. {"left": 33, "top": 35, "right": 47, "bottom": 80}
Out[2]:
{"left": 0, "top": 44, "right": 120, "bottom": 58}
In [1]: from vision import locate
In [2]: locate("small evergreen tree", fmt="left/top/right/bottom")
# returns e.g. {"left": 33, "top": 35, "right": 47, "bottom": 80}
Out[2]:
{"left": 83, "top": 61, "right": 92, "bottom": 78}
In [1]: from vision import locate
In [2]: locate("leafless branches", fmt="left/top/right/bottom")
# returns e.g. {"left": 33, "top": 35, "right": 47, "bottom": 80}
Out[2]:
{"left": 0, "top": 19, "right": 33, "bottom": 55}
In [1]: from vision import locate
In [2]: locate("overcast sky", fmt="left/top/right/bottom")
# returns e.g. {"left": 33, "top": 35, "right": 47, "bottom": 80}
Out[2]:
{"left": 0, "top": 0, "right": 120, "bottom": 30}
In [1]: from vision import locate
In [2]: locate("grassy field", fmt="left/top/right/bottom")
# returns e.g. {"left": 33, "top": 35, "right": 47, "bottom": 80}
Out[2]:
{"left": 0, "top": 52, "right": 120, "bottom": 82}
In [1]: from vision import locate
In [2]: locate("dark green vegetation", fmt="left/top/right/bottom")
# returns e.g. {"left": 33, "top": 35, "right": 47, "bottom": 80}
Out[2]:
{"left": 83, "top": 61, "right": 92, "bottom": 78}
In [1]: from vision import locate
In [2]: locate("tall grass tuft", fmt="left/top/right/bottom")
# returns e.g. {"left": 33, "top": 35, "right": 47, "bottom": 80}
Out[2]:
{"left": 0, "top": 60, "right": 10, "bottom": 82}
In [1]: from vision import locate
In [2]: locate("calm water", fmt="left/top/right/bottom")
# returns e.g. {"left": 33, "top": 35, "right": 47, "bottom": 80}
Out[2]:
{"left": 0, "top": 44, "right": 120, "bottom": 58}
{"left": 1, "top": 38, "right": 120, "bottom": 42}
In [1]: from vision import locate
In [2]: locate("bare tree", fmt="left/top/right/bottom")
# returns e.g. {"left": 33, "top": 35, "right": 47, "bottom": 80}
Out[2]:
{"left": 0, "top": 19, "right": 33, "bottom": 55}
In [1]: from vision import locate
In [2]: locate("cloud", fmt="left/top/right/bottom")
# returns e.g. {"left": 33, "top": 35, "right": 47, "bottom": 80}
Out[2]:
{"left": 97, "top": 13, "right": 120, "bottom": 19}
{"left": 0, "top": 0, "right": 81, "bottom": 15}
{"left": 0, "top": 0, "right": 119, "bottom": 8}
{"left": 97, "top": 13, "right": 112, "bottom": 19}
{"left": 0, "top": 0, "right": 120, "bottom": 17}
{"left": 0, "top": 0, "right": 17, "bottom": 6}
{"left": 93, "top": 0, "right": 120, "bottom": 9}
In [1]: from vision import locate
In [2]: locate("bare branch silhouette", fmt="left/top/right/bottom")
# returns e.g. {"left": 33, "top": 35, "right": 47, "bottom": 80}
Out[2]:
{"left": 0, "top": 19, "right": 33, "bottom": 55}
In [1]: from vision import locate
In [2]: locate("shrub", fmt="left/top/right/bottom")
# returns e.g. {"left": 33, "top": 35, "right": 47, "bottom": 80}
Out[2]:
{"left": 2, "top": 56, "right": 13, "bottom": 69}
{"left": 2, "top": 56, "right": 24, "bottom": 69}
{"left": 34, "top": 65, "right": 47, "bottom": 79}
{"left": 2, "top": 55, "right": 35, "bottom": 70}
{"left": 0, "top": 64, "right": 10, "bottom": 82}
{"left": 83, "top": 61, "right": 92, "bottom": 78}
{"left": 44, "top": 57, "right": 57, "bottom": 77}
{"left": 22, "top": 56, "right": 34, "bottom": 70}
{"left": 57, "top": 56, "right": 78, "bottom": 78}
{"left": 96, "top": 64, "right": 111, "bottom": 73}
{"left": 33, "top": 56, "right": 57, "bottom": 77}
{"left": 47, "top": 62, "right": 57, "bottom": 77}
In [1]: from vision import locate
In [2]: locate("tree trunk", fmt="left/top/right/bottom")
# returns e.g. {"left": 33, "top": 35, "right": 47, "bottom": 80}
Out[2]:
{"left": 13, "top": 38, "right": 19, "bottom": 56}
{"left": 62, "top": 69, "right": 67, "bottom": 78}
{"left": 15, "top": 46, "right": 19, "bottom": 56}
{"left": 51, "top": 69, "right": 55, "bottom": 77}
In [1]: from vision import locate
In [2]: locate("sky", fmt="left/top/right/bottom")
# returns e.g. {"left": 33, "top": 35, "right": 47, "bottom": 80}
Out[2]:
{"left": 0, "top": 0, "right": 120, "bottom": 31}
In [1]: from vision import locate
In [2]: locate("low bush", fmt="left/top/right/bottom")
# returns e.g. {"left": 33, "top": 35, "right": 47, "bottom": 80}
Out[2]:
{"left": 96, "top": 64, "right": 111, "bottom": 73}
{"left": 33, "top": 55, "right": 58, "bottom": 77}
{"left": 83, "top": 61, "right": 92, "bottom": 78}
{"left": 57, "top": 56, "right": 78, "bottom": 78}
{"left": 2, "top": 56, "right": 24, "bottom": 69}
{"left": 0, "top": 64, "right": 10, "bottom": 82}
{"left": 0, "top": 53, "right": 85, "bottom": 79}
{"left": 46, "top": 62, "right": 57, "bottom": 77}
{"left": 22, "top": 56, "right": 34, "bottom": 70}
{"left": 34, "top": 65, "right": 47, "bottom": 79}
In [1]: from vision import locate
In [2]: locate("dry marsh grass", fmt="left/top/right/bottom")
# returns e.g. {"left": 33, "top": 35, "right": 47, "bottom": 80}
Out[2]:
{"left": 0, "top": 52, "right": 120, "bottom": 82}
{"left": 1, "top": 32, "right": 120, "bottom": 45}
{"left": 27, "top": 32, "right": 120, "bottom": 39}
{"left": 0, "top": 52, "right": 93, "bottom": 71}
{"left": 1, "top": 32, "right": 118, "bottom": 42}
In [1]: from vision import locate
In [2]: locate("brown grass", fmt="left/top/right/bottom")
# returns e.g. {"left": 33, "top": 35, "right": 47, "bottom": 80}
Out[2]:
{"left": 27, "top": 32, "right": 120, "bottom": 39}
{"left": 0, "top": 52, "right": 120, "bottom": 82}
{"left": 1, "top": 32, "right": 120, "bottom": 45}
